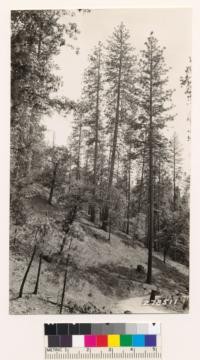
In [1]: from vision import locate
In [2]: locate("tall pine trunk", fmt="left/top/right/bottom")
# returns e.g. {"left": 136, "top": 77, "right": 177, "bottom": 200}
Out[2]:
{"left": 126, "top": 154, "right": 131, "bottom": 235}
{"left": 76, "top": 122, "right": 82, "bottom": 181}
{"left": 139, "top": 33, "right": 173, "bottom": 280}
{"left": 155, "top": 157, "right": 161, "bottom": 251}
{"left": 102, "top": 40, "right": 123, "bottom": 231}
{"left": 146, "top": 47, "right": 154, "bottom": 284}
{"left": 138, "top": 149, "right": 145, "bottom": 215}
{"left": 91, "top": 48, "right": 101, "bottom": 223}
{"left": 134, "top": 148, "right": 145, "bottom": 241}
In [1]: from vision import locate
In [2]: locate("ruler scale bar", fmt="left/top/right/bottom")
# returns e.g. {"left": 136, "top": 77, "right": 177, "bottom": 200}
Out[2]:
{"left": 45, "top": 349, "right": 162, "bottom": 359}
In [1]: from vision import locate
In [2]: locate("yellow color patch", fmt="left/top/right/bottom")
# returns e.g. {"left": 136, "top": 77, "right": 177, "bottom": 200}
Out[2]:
{"left": 108, "top": 335, "right": 120, "bottom": 347}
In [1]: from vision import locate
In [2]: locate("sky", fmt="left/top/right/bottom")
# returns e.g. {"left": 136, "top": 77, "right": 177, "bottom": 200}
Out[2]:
{"left": 42, "top": 8, "right": 192, "bottom": 173}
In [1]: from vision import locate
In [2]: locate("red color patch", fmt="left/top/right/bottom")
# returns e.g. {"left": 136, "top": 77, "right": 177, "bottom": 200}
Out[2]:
{"left": 96, "top": 335, "right": 108, "bottom": 347}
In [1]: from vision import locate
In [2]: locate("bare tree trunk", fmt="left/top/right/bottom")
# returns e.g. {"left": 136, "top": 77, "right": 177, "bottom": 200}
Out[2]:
{"left": 146, "top": 45, "right": 154, "bottom": 285}
{"left": 99, "top": 154, "right": 105, "bottom": 224}
{"left": 91, "top": 47, "right": 101, "bottom": 223}
{"left": 116, "top": 148, "right": 120, "bottom": 184}
{"left": 33, "top": 253, "right": 42, "bottom": 295}
{"left": 126, "top": 154, "right": 131, "bottom": 235}
{"left": 145, "top": 208, "right": 149, "bottom": 248}
{"left": 157, "top": 158, "right": 161, "bottom": 231}
{"left": 76, "top": 122, "right": 82, "bottom": 181}
{"left": 19, "top": 244, "right": 37, "bottom": 298}
{"left": 60, "top": 268, "right": 68, "bottom": 314}
{"left": 108, "top": 214, "right": 112, "bottom": 241}
{"left": 173, "top": 135, "right": 176, "bottom": 260}
{"left": 18, "top": 228, "right": 39, "bottom": 298}
{"left": 102, "top": 205, "right": 109, "bottom": 231}
{"left": 163, "top": 246, "right": 167, "bottom": 264}
{"left": 68, "top": 150, "right": 72, "bottom": 192}
{"left": 59, "top": 236, "right": 67, "bottom": 254}
{"left": 137, "top": 149, "right": 145, "bottom": 215}
{"left": 174, "top": 236, "right": 177, "bottom": 262}
{"left": 84, "top": 148, "right": 89, "bottom": 184}
{"left": 134, "top": 149, "right": 145, "bottom": 241}
{"left": 48, "top": 163, "right": 58, "bottom": 205}
{"left": 155, "top": 157, "right": 161, "bottom": 252}
{"left": 59, "top": 236, "right": 73, "bottom": 314}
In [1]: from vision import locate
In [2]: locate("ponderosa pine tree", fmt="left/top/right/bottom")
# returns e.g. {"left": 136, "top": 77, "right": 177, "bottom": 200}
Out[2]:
{"left": 70, "top": 103, "right": 85, "bottom": 181}
{"left": 139, "top": 32, "right": 174, "bottom": 283}
{"left": 169, "top": 132, "right": 183, "bottom": 212}
{"left": 102, "top": 23, "right": 137, "bottom": 231}
{"left": 152, "top": 134, "right": 169, "bottom": 241}
{"left": 121, "top": 149, "right": 132, "bottom": 234}
{"left": 82, "top": 42, "right": 104, "bottom": 222}
{"left": 167, "top": 133, "right": 182, "bottom": 260}
{"left": 122, "top": 112, "right": 139, "bottom": 234}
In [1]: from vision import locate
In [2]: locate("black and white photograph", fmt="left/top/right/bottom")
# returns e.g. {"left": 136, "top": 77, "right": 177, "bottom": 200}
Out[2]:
{"left": 10, "top": 8, "right": 191, "bottom": 314}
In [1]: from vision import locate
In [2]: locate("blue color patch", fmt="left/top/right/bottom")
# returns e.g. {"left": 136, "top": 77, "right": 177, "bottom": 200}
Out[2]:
{"left": 132, "top": 335, "right": 145, "bottom": 347}
{"left": 145, "top": 335, "right": 157, "bottom": 347}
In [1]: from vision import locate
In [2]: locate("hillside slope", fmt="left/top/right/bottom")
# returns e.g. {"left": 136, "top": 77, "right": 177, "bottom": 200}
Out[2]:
{"left": 10, "top": 196, "right": 189, "bottom": 315}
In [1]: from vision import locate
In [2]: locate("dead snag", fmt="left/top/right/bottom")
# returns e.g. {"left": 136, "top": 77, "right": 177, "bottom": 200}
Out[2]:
{"left": 59, "top": 236, "right": 73, "bottom": 314}
{"left": 18, "top": 244, "right": 37, "bottom": 298}
{"left": 18, "top": 228, "right": 39, "bottom": 298}
{"left": 33, "top": 253, "right": 43, "bottom": 295}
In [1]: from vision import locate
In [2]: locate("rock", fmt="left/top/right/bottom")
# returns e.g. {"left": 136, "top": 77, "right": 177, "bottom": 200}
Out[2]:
{"left": 124, "top": 310, "right": 132, "bottom": 314}
{"left": 136, "top": 265, "right": 145, "bottom": 273}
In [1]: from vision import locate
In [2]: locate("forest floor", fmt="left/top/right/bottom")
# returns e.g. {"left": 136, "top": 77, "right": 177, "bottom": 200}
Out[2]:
{"left": 9, "top": 194, "right": 189, "bottom": 315}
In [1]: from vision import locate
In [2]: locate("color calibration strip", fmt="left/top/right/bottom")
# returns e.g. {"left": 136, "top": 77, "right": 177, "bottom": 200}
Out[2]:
{"left": 47, "top": 334, "right": 157, "bottom": 348}
{"left": 44, "top": 323, "right": 160, "bottom": 348}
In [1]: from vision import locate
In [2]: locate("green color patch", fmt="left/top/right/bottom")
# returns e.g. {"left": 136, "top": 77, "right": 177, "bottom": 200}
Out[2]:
{"left": 120, "top": 335, "right": 132, "bottom": 347}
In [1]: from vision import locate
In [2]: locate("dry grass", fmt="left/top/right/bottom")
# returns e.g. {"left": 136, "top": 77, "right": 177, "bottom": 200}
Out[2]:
{"left": 10, "top": 200, "right": 189, "bottom": 314}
